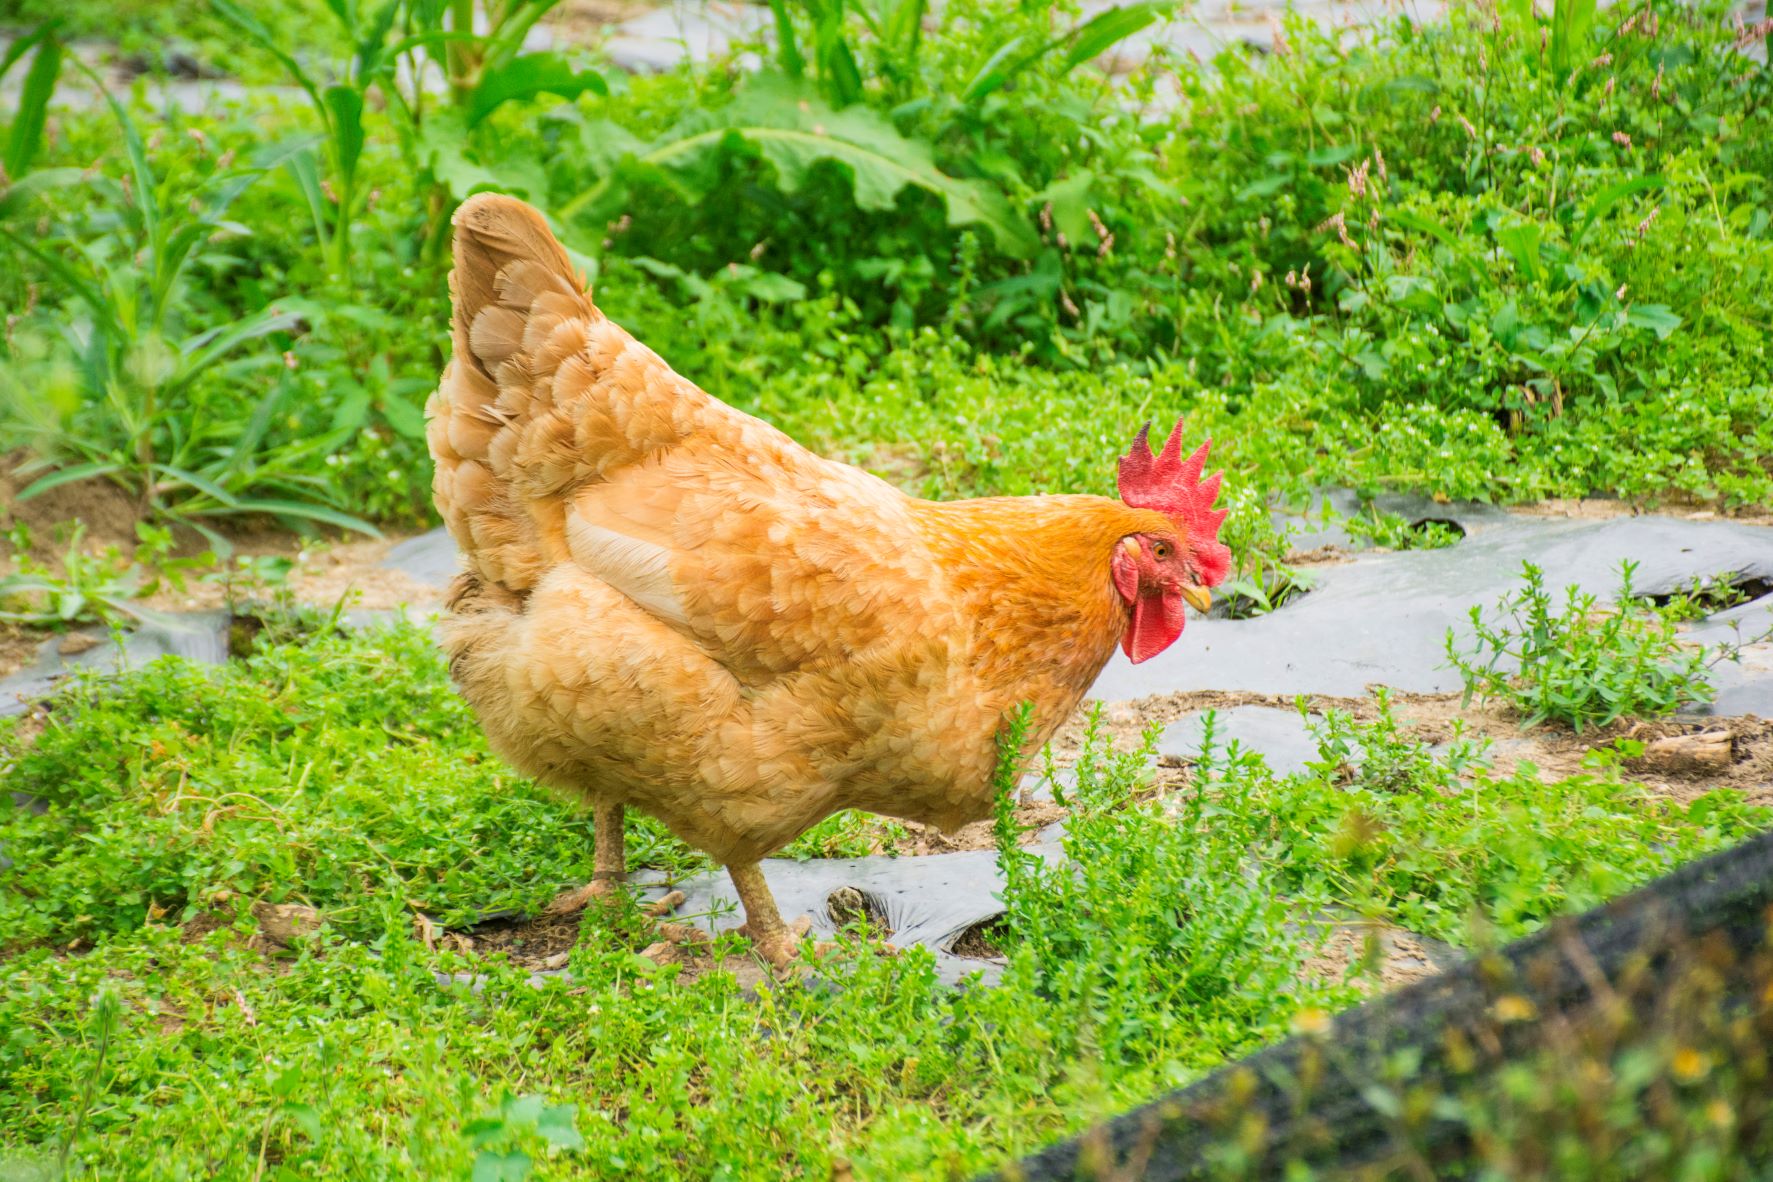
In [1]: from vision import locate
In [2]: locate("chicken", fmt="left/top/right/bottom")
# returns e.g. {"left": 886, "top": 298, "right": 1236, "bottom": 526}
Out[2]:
{"left": 426, "top": 195, "right": 1231, "bottom": 966}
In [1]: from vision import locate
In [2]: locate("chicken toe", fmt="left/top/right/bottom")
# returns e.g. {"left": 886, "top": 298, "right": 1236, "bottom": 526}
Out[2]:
{"left": 544, "top": 876, "right": 622, "bottom": 916}
{"left": 728, "top": 862, "right": 822, "bottom": 967}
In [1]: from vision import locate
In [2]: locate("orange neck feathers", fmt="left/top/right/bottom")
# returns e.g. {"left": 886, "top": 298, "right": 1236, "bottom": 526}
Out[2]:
{"left": 912, "top": 494, "right": 1175, "bottom": 696}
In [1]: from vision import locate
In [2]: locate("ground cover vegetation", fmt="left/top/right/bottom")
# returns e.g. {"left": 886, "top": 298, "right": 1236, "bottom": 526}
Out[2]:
{"left": 3, "top": 0, "right": 1773, "bottom": 1175}
{"left": 2, "top": 621, "right": 1767, "bottom": 1177}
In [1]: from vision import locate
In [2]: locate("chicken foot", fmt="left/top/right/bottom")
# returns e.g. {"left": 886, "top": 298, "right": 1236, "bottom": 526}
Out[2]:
{"left": 546, "top": 801, "right": 635, "bottom": 915}
{"left": 729, "top": 861, "right": 818, "bottom": 968}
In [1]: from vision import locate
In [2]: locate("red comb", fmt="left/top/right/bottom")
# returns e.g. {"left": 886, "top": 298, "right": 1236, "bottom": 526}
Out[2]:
{"left": 1117, "top": 420, "right": 1232, "bottom": 586}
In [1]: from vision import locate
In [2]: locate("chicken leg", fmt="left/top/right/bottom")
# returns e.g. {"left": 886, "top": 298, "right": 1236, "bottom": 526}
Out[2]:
{"left": 729, "top": 861, "right": 812, "bottom": 967}
{"left": 546, "top": 800, "right": 630, "bottom": 914}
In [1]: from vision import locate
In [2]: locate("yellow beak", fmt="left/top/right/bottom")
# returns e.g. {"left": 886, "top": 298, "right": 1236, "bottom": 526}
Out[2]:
{"left": 1181, "top": 585, "right": 1212, "bottom": 614}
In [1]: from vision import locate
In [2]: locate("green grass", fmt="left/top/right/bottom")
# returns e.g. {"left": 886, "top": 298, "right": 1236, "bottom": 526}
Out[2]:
{"left": 1221, "top": 696, "right": 1768, "bottom": 943}
{"left": 0, "top": 627, "right": 1764, "bottom": 1176}
{"left": 0, "top": 625, "right": 1342, "bottom": 1177}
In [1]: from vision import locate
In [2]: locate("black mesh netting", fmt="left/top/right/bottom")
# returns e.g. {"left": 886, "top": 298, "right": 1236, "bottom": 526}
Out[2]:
{"left": 988, "top": 827, "right": 1773, "bottom": 1181}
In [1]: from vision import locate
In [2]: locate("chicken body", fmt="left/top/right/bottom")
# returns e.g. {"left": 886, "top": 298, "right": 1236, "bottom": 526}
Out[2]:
{"left": 429, "top": 195, "right": 1201, "bottom": 962}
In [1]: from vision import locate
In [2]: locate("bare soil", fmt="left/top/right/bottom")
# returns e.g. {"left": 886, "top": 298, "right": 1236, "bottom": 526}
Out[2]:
{"left": 1507, "top": 497, "right": 1773, "bottom": 527}
{"left": 1301, "top": 922, "right": 1451, "bottom": 994}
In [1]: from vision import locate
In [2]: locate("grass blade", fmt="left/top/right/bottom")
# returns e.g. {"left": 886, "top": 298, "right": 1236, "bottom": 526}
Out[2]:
{"left": 15, "top": 461, "right": 126, "bottom": 501}
{"left": 4, "top": 29, "right": 62, "bottom": 179}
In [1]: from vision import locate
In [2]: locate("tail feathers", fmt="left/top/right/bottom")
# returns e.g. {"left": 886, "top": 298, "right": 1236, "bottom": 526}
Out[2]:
{"left": 430, "top": 195, "right": 595, "bottom": 591}
{"left": 428, "top": 193, "right": 720, "bottom": 594}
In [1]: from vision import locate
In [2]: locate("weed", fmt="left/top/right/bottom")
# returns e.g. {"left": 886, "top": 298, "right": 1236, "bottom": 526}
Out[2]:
{"left": 0, "top": 522, "right": 211, "bottom": 629}
{"left": 1229, "top": 697, "right": 1767, "bottom": 942}
{"left": 1341, "top": 506, "right": 1464, "bottom": 551}
{"left": 0, "top": 74, "right": 375, "bottom": 542}
{"left": 1445, "top": 560, "right": 1724, "bottom": 729}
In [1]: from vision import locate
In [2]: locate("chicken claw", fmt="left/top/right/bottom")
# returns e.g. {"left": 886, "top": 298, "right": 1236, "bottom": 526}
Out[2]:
{"left": 543, "top": 875, "right": 623, "bottom": 916}
{"left": 643, "top": 889, "right": 686, "bottom": 918}
{"left": 737, "top": 914, "right": 816, "bottom": 968}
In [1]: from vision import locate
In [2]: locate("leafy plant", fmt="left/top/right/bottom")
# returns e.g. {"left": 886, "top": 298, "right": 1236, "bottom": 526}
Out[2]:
{"left": 1228, "top": 697, "right": 1768, "bottom": 941}
{"left": 0, "top": 522, "right": 208, "bottom": 628}
{"left": 1215, "top": 489, "right": 1316, "bottom": 618}
{"left": 463, "top": 1093, "right": 585, "bottom": 1182}
{"left": 1445, "top": 560, "right": 1716, "bottom": 730}
{"left": 0, "top": 79, "right": 376, "bottom": 543}
{"left": 1341, "top": 506, "right": 1463, "bottom": 551}
{"left": 210, "top": 0, "right": 606, "bottom": 275}
{"left": 557, "top": 74, "right": 1037, "bottom": 257}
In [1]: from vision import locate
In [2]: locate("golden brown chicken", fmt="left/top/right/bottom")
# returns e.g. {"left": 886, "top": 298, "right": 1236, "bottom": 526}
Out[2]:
{"left": 427, "top": 195, "right": 1230, "bottom": 965}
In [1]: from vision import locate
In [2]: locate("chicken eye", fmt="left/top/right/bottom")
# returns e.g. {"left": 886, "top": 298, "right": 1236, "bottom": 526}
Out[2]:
{"left": 1152, "top": 541, "right": 1173, "bottom": 560}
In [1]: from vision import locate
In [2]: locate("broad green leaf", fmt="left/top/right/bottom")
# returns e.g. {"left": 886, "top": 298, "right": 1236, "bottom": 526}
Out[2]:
{"left": 149, "top": 463, "right": 242, "bottom": 508}
{"left": 1304, "top": 144, "right": 1359, "bottom": 168}
{"left": 1493, "top": 220, "right": 1543, "bottom": 281}
{"left": 379, "top": 389, "right": 429, "bottom": 440}
{"left": 1624, "top": 304, "right": 1681, "bottom": 339}
{"left": 961, "top": 35, "right": 1026, "bottom": 103}
{"left": 468, "top": 52, "right": 607, "bottom": 127}
{"left": 566, "top": 113, "right": 646, "bottom": 176}
{"left": 471, "top": 1150, "right": 532, "bottom": 1182}
{"left": 1236, "top": 174, "right": 1288, "bottom": 201}
{"left": 535, "top": 1104, "right": 585, "bottom": 1150}
{"left": 1387, "top": 208, "right": 1467, "bottom": 255}
{"left": 418, "top": 112, "right": 507, "bottom": 198}
{"left": 204, "top": 498, "right": 381, "bottom": 537}
{"left": 15, "top": 461, "right": 125, "bottom": 502}
{"left": 1030, "top": 171, "right": 1096, "bottom": 244}
{"left": 1061, "top": 3, "right": 1165, "bottom": 73}
{"left": 571, "top": 79, "right": 1036, "bottom": 257}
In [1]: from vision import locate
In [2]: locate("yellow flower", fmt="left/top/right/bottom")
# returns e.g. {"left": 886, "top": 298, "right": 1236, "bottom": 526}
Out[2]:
{"left": 1493, "top": 995, "right": 1537, "bottom": 1023}
{"left": 1291, "top": 1008, "right": 1332, "bottom": 1037}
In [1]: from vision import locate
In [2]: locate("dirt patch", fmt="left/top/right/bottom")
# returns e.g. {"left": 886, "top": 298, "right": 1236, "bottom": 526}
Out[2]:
{"left": 827, "top": 886, "right": 894, "bottom": 938}
{"left": 459, "top": 908, "right": 587, "bottom": 967}
{"left": 949, "top": 915, "right": 1009, "bottom": 960}
{"left": 0, "top": 459, "right": 142, "bottom": 552}
{"left": 179, "top": 909, "right": 239, "bottom": 945}
{"left": 549, "top": 0, "right": 670, "bottom": 37}
{"left": 0, "top": 453, "right": 444, "bottom": 620}
{"left": 1084, "top": 682, "right": 1773, "bottom": 811}
{"left": 137, "top": 533, "right": 446, "bottom": 616}
{"left": 1388, "top": 694, "right": 1773, "bottom": 805}
{"left": 1285, "top": 545, "right": 1357, "bottom": 566}
{"left": 896, "top": 797, "right": 1068, "bottom": 855}
{"left": 0, "top": 622, "right": 45, "bottom": 682}
{"left": 1301, "top": 921, "right": 1451, "bottom": 994}
{"left": 1506, "top": 497, "right": 1773, "bottom": 527}
{"left": 1054, "top": 689, "right": 1372, "bottom": 759}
